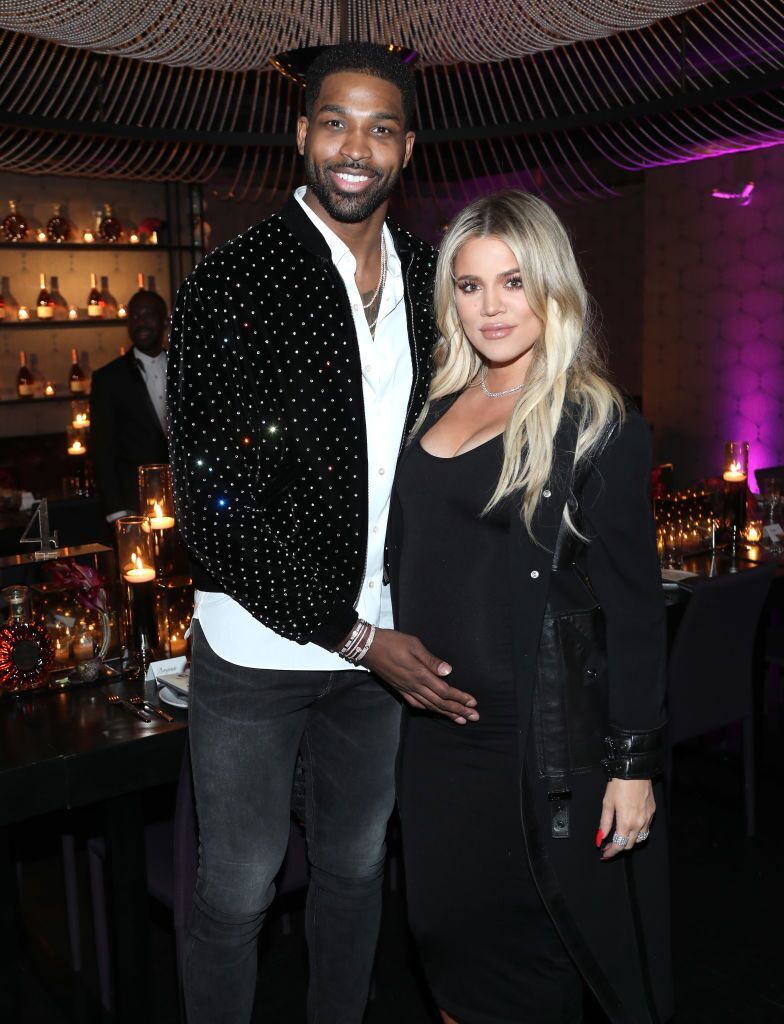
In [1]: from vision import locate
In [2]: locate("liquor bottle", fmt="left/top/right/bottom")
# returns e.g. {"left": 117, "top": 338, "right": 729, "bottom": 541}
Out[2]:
{"left": 46, "top": 203, "right": 71, "bottom": 243}
{"left": 49, "top": 275, "right": 67, "bottom": 318}
{"left": 137, "top": 271, "right": 146, "bottom": 291}
{"left": 98, "top": 203, "right": 123, "bottom": 243}
{"left": 87, "top": 273, "right": 105, "bottom": 318}
{"left": 99, "top": 274, "right": 117, "bottom": 317}
{"left": 16, "top": 352, "right": 34, "bottom": 399}
{"left": 0, "top": 585, "right": 55, "bottom": 693}
{"left": 69, "top": 348, "right": 87, "bottom": 394}
{"left": 1, "top": 199, "right": 28, "bottom": 242}
{"left": 35, "top": 273, "right": 54, "bottom": 319}
{"left": 0, "top": 276, "right": 9, "bottom": 320}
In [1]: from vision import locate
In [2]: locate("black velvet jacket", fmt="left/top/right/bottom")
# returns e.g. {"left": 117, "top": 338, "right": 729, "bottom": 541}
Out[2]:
{"left": 167, "top": 196, "right": 436, "bottom": 649}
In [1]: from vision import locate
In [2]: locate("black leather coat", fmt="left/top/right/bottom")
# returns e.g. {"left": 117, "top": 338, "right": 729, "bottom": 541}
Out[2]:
{"left": 388, "top": 398, "right": 672, "bottom": 1024}
{"left": 167, "top": 196, "right": 436, "bottom": 649}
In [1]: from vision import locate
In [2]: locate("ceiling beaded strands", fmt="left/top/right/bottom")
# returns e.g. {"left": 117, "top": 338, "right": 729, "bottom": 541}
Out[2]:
{"left": 0, "top": 2, "right": 782, "bottom": 195}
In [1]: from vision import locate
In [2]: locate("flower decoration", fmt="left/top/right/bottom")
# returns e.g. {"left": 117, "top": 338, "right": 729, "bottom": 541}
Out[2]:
{"left": 138, "top": 217, "right": 165, "bottom": 235}
{"left": 48, "top": 562, "right": 108, "bottom": 615}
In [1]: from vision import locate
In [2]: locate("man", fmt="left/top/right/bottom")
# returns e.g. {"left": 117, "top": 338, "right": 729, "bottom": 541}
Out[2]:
{"left": 90, "top": 289, "right": 169, "bottom": 520}
{"left": 168, "top": 43, "right": 477, "bottom": 1024}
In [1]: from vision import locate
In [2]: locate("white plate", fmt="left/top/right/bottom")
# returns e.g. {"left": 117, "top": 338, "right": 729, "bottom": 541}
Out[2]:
{"left": 158, "top": 684, "right": 189, "bottom": 709}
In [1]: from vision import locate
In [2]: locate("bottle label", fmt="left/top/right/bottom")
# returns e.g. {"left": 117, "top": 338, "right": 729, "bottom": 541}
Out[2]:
{"left": 70, "top": 381, "right": 86, "bottom": 393}
{"left": 17, "top": 383, "right": 33, "bottom": 396}
{"left": 87, "top": 305, "right": 103, "bottom": 318}
{"left": 36, "top": 306, "right": 53, "bottom": 319}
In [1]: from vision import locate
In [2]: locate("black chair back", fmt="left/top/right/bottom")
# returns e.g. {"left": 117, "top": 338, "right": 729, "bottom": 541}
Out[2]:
{"left": 667, "top": 564, "right": 775, "bottom": 744}
{"left": 754, "top": 465, "right": 784, "bottom": 492}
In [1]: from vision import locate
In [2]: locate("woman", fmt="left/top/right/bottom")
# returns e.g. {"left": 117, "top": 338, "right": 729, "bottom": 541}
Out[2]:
{"left": 389, "top": 191, "right": 671, "bottom": 1024}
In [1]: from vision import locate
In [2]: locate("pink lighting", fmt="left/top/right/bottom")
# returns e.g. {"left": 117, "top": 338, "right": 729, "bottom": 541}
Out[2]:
{"left": 711, "top": 182, "right": 755, "bottom": 206}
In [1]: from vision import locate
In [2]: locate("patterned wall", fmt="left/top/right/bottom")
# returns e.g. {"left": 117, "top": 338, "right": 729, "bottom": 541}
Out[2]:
{"left": 642, "top": 148, "right": 784, "bottom": 488}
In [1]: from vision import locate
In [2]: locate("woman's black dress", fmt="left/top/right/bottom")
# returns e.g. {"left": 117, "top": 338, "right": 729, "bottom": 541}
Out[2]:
{"left": 395, "top": 431, "right": 583, "bottom": 1024}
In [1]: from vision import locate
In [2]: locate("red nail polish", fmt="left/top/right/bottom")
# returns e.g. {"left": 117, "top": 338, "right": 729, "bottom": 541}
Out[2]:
{"left": 595, "top": 829, "right": 604, "bottom": 848}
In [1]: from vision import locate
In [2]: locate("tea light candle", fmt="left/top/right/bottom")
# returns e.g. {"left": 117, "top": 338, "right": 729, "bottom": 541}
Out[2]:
{"left": 67, "top": 438, "right": 86, "bottom": 456}
{"left": 72, "top": 412, "right": 90, "bottom": 430}
{"left": 149, "top": 230, "right": 158, "bottom": 245}
{"left": 169, "top": 633, "right": 187, "bottom": 657}
{"left": 723, "top": 461, "right": 747, "bottom": 483}
{"left": 44, "top": 382, "right": 56, "bottom": 397}
{"left": 117, "top": 304, "right": 127, "bottom": 318}
{"left": 36, "top": 228, "right": 47, "bottom": 243}
{"left": 68, "top": 306, "right": 79, "bottom": 320}
{"left": 147, "top": 501, "right": 175, "bottom": 530}
{"left": 53, "top": 637, "right": 70, "bottom": 665}
{"left": 745, "top": 521, "right": 763, "bottom": 543}
{"left": 73, "top": 631, "right": 95, "bottom": 662}
{"left": 123, "top": 550, "right": 156, "bottom": 583}
{"left": 129, "top": 231, "right": 140, "bottom": 244}
{"left": 83, "top": 230, "right": 94, "bottom": 243}
{"left": 17, "top": 306, "right": 30, "bottom": 321}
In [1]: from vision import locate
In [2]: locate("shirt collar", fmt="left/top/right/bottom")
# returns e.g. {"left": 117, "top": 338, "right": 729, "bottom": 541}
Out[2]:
{"left": 293, "top": 186, "right": 401, "bottom": 277}
{"left": 134, "top": 347, "right": 166, "bottom": 367}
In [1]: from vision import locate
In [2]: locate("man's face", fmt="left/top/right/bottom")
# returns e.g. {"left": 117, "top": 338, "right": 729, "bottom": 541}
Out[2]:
{"left": 128, "top": 295, "right": 167, "bottom": 354}
{"left": 297, "top": 70, "right": 415, "bottom": 224}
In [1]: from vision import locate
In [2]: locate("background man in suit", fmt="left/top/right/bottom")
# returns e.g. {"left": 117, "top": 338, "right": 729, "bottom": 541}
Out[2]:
{"left": 90, "top": 289, "right": 169, "bottom": 521}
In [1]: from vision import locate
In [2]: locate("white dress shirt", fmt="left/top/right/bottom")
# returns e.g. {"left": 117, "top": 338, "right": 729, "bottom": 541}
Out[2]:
{"left": 134, "top": 348, "right": 168, "bottom": 432}
{"left": 193, "top": 186, "right": 413, "bottom": 670}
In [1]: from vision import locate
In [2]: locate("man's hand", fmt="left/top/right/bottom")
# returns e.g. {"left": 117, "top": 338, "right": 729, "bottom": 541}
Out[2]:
{"left": 363, "top": 628, "right": 479, "bottom": 725}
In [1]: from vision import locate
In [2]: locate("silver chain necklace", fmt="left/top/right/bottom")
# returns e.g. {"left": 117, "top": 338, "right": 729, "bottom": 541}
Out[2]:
{"left": 361, "top": 234, "right": 387, "bottom": 310}
{"left": 480, "top": 366, "right": 525, "bottom": 399}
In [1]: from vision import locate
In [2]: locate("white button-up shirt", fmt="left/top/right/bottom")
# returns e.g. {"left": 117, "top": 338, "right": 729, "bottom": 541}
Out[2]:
{"left": 193, "top": 186, "right": 412, "bottom": 669}
{"left": 134, "top": 348, "right": 168, "bottom": 432}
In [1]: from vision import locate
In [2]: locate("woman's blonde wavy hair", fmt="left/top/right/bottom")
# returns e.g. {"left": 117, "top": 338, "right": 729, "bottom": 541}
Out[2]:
{"left": 425, "top": 189, "right": 624, "bottom": 540}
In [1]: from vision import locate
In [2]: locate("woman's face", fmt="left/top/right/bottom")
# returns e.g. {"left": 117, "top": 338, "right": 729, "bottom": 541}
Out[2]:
{"left": 453, "top": 235, "right": 542, "bottom": 373}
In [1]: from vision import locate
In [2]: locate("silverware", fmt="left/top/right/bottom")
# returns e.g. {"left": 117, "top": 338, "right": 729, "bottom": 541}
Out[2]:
{"left": 106, "top": 694, "right": 152, "bottom": 722}
{"left": 129, "top": 696, "right": 174, "bottom": 722}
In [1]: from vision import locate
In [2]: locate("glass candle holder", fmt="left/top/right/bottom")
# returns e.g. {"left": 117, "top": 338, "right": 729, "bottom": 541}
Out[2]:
{"left": 71, "top": 400, "right": 90, "bottom": 431}
{"left": 723, "top": 441, "right": 749, "bottom": 554}
{"left": 116, "top": 516, "right": 158, "bottom": 669}
{"left": 44, "top": 381, "right": 56, "bottom": 397}
{"left": 139, "top": 464, "right": 178, "bottom": 579}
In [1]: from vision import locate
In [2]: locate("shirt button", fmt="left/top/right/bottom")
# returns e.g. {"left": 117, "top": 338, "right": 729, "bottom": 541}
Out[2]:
{"left": 378, "top": 468, "right": 385, "bottom": 475}
{"left": 542, "top": 488, "right": 552, "bottom": 498}
{"left": 368, "top": 580, "right": 375, "bottom": 588}
{"left": 364, "top": 364, "right": 372, "bottom": 373}
{"left": 530, "top": 570, "right": 540, "bottom": 579}
{"left": 373, "top": 526, "right": 379, "bottom": 534}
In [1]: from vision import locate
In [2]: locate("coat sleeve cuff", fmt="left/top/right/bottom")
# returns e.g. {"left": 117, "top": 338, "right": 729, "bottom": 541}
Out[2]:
{"left": 602, "top": 724, "right": 667, "bottom": 779}
{"left": 304, "top": 605, "right": 360, "bottom": 652}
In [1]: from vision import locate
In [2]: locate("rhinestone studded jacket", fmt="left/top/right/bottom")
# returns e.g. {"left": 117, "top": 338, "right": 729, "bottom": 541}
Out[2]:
{"left": 167, "top": 197, "right": 437, "bottom": 650}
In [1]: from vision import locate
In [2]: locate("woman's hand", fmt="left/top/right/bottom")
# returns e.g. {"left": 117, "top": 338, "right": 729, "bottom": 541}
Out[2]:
{"left": 596, "top": 778, "right": 655, "bottom": 859}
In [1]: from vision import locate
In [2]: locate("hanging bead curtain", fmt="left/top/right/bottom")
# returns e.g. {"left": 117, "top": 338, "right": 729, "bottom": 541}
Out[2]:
{"left": 0, "top": 1, "right": 705, "bottom": 69}
{"left": 0, "top": 0, "right": 782, "bottom": 201}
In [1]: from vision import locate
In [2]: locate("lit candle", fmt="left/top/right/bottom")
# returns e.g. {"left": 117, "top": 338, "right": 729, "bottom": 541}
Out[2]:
{"left": 72, "top": 631, "right": 95, "bottom": 662}
{"left": 36, "top": 228, "right": 47, "bottom": 243}
{"left": 83, "top": 230, "right": 94, "bottom": 243}
{"left": 723, "top": 461, "right": 747, "bottom": 483}
{"left": 53, "top": 637, "right": 70, "bottom": 665}
{"left": 17, "top": 306, "right": 30, "bottom": 321}
{"left": 67, "top": 439, "right": 86, "bottom": 455}
{"left": 72, "top": 412, "right": 90, "bottom": 430}
{"left": 169, "top": 633, "right": 187, "bottom": 657}
{"left": 117, "top": 303, "right": 127, "bottom": 318}
{"left": 149, "top": 230, "right": 158, "bottom": 245}
{"left": 147, "top": 501, "right": 175, "bottom": 530}
{"left": 68, "top": 306, "right": 79, "bottom": 320}
{"left": 129, "top": 232, "right": 140, "bottom": 244}
{"left": 123, "top": 549, "right": 156, "bottom": 583}
{"left": 44, "top": 382, "right": 56, "bottom": 397}
{"left": 745, "top": 521, "right": 762, "bottom": 543}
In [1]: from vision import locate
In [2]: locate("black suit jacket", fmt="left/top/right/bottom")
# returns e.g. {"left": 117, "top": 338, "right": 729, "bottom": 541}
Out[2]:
{"left": 89, "top": 349, "right": 169, "bottom": 517}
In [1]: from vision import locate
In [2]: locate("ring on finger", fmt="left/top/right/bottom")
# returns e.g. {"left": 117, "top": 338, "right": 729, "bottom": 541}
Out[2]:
{"left": 611, "top": 832, "right": 629, "bottom": 848}
{"left": 637, "top": 830, "right": 650, "bottom": 842}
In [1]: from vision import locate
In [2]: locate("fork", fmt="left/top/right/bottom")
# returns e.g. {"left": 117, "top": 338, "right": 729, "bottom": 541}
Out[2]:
{"left": 106, "top": 693, "right": 152, "bottom": 722}
{"left": 129, "top": 696, "right": 174, "bottom": 723}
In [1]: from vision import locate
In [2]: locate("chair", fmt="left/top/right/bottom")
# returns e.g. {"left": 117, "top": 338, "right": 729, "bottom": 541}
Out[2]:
{"left": 88, "top": 744, "right": 310, "bottom": 1014}
{"left": 667, "top": 563, "right": 776, "bottom": 837}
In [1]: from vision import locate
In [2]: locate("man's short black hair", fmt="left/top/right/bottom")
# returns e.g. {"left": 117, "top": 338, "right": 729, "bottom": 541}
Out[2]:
{"left": 128, "top": 288, "right": 168, "bottom": 318}
{"left": 305, "top": 43, "right": 416, "bottom": 129}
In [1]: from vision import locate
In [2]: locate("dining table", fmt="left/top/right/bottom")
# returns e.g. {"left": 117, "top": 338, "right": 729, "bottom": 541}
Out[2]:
{"left": 0, "top": 669, "right": 187, "bottom": 1023}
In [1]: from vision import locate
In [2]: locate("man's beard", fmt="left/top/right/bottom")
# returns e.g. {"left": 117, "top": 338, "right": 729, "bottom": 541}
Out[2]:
{"left": 304, "top": 154, "right": 400, "bottom": 223}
